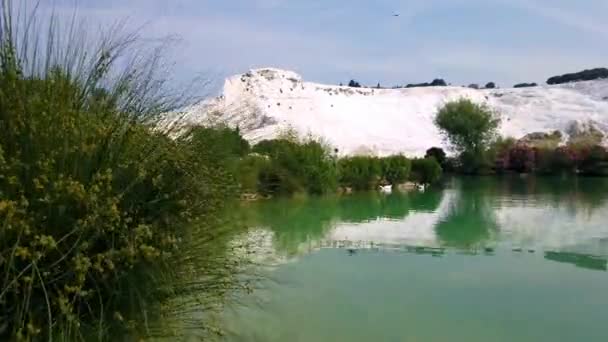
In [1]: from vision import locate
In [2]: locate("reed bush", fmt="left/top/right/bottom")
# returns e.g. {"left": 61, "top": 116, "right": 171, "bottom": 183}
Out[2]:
{"left": 411, "top": 158, "right": 443, "bottom": 184}
{"left": 253, "top": 138, "right": 338, "bottom": 195}
{"left": 0, "top": 2, "right": 239, "bottom": 339}
{"left": 338, "top": 156, "right": 381, "bottom": 191}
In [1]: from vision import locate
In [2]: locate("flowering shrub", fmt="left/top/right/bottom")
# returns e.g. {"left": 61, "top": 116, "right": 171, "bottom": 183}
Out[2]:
{"left": 494, "top": 143, "right": 608, "bottom": 175}
{"left": 577, "top": 145, "right": 608, "bottom": 176}
{"left": 0, "top": 11, "right": 236, "bottom": 340}
{"left": 507, "top": 144, "right": 537, "bottom": 173}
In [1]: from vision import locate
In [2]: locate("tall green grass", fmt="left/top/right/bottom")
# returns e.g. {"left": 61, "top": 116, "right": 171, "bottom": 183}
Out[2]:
{"left": 0, "top": 1, "right": 242, "bottom": 340}
{"left": 253, "top": 137, "right": 338, "bottom": 195}
{"left": 338, "top": 156, "right": 382, "bottom": 190}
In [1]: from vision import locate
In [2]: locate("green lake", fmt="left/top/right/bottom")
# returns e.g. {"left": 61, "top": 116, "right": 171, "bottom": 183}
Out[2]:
{"left": 220, "top": 177, "right": 608, "bottom": 342}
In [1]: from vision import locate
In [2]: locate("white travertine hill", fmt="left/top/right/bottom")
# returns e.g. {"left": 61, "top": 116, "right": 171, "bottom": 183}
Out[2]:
{"left": 177, "top": 68, "right": 608, "bottom": 156}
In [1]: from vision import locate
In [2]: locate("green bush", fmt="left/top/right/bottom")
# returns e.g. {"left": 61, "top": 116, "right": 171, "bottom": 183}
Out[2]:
{"left": 578, "top": 145, "right": 608, "bottom": 176}
{"left": 0, "top": 6, "right": 237, "bottom": 339}
{"left": 532, "top": 147, "right": 575, "bottom": 175}
{"left": 381, "top": 155, "right": 412, "bottom": 185}
{"left": 187, "top": 125, "right": 251, "bottom": 192}
{"left": 338, "top": 156, "right": 382, "bottom": 190}
{"left": 252, "top": 139, "right": 292, "bottom": 156}
{"left": 457, "top": 150, "right": 494, "bottom": 175}
{"left": 411, "top": 158, "right": 443, "bottom": 184}
{"left": 487, "top": 137, "right": 516, "bottom": 159}
{"left": 254, "top": 139, "right": 304, "bottom": 195}
{"left": 257, "top": 159, "right": 299, "bottom": 195}
{"left": 188, "top": 126, "right": 250, "bottom": 160}
{"left": 505, "top": 144, "right": 537, "bottom": 173}
{"left": 253, "top": 138, "right": 338, "bottom": 195}
{"left": 237, "top": 154, "right": 271, "bottom": 193}
{"left": 298, "top": 140, "right": 339, "bottom": 195}
{"left": 496, "top": 144, "right": 608, "bottom": 176}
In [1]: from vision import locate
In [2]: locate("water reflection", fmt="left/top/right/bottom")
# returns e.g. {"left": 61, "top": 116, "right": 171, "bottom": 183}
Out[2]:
{"left": 434, "top": 181, "right": 498, "bottom": 249}
{"left": 544, "top": 251, "right": 608, "bottom": 272}
{"left": 237, "top": 177, "right": 608, "bottom": 272}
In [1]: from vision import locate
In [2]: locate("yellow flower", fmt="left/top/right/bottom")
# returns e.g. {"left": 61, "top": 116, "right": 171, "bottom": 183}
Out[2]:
{"left": 15, "top": 246, "right": 31, "bottom": 260}
{"left": 105, "top": 258, "right": 115, "bottom": 271}
{"left": 33, "top": 178, "right": 44, "bottom": 190}
{"left": 0, "top": 200, "right": 10, "bottom": 212}
{"left": 152, "top": 174, "right": 163, "bottom": 186}
{"left": 27, "top": 322, "right": 41, "bottom": 335}
{"left": 36, "top": 235, "right": 57, "bottom": 249}
{"left": 57, "top": 295, "right": 71, "bottom": 314}
{"left": 113, "top": 311, "right": 124, "bottom": 322}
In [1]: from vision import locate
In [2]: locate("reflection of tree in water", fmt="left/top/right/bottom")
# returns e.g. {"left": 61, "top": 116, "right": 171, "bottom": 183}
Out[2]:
{"left": 496, "top": 176, "right": 608, "bottom": 214}
{"left": 239, "top": 191, "right": 444, "bottom": 256}
{"left": 434, "top": 178, "right": 499, "bottom": 249}
{"left": 240, "top": 197, "right": 340, "bottom": 256}
{"left": 376, "top": 193, "right": 413, "bottom": 219}
{"left": 434, "top": 176, "right": 608, "bottom": 250}
{"left": 570, "top": 178, "right": 608, "bottom": 213}
{"left": 336, "top": 193, "right": 385, "bottom": 223}
{"left": 544, "top": 251, "right": 607, "bottom": 271}
{"left": 337, "top": 192, "right": 437, "bottom": 222}
{"left": 408, "top": 188, "right": 444, "bottom": 213}
{"left": 239, "top": 176, "right": 608, "bottom": 256}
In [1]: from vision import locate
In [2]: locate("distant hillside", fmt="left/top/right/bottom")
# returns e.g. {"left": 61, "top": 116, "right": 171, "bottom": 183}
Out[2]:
{"left": 173, "top": 68, "right": 608, "bottom": 157}
{"left": 547, "top": 68, "right": 608, "bottom": 85}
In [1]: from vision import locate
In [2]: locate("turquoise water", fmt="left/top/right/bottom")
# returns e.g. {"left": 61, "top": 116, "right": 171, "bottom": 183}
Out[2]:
{"left": 222, "top": 177, "right": 608, "bottom": 342}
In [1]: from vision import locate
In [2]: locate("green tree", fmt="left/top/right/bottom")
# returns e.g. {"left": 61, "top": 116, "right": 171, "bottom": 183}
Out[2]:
{"left": 348, "top": 79, "right": 361, "bottom": 88}
{"left": 434, "top": 99, "right": 500, "bottom": 173}
{"left": 434, "top": 99, "right": 500, "bottom": 154}
{"left": 425, "top": 147, "right": 447, "bottom": 166}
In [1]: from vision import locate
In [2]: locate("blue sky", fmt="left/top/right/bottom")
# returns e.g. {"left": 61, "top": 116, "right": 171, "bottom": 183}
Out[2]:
{"left": 40, "top": 0, "right": 608, "bottom": 92}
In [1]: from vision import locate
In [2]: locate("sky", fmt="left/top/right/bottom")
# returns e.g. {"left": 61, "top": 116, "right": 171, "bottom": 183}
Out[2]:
{"left": 33, "top": 0, "right": 608, "bottom": 93}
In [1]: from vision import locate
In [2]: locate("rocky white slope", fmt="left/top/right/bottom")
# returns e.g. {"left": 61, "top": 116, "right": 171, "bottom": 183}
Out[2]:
{"left": 177, "top": 68, "right": 608, "bottom": 157}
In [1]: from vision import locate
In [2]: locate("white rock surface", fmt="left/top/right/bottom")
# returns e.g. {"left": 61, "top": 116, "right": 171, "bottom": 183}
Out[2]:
{"left": 175, "top": 68, "right": 608, "bottom": 157}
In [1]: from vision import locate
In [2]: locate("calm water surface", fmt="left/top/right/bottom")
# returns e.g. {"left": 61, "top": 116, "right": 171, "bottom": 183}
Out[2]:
{"left": 222, "top": 177, "right": 608, "bottom": 342}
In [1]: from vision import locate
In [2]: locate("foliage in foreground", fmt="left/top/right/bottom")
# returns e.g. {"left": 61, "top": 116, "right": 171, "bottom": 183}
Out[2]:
{"left": 0, "top": 5, "right": 242, "bottom": 340}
